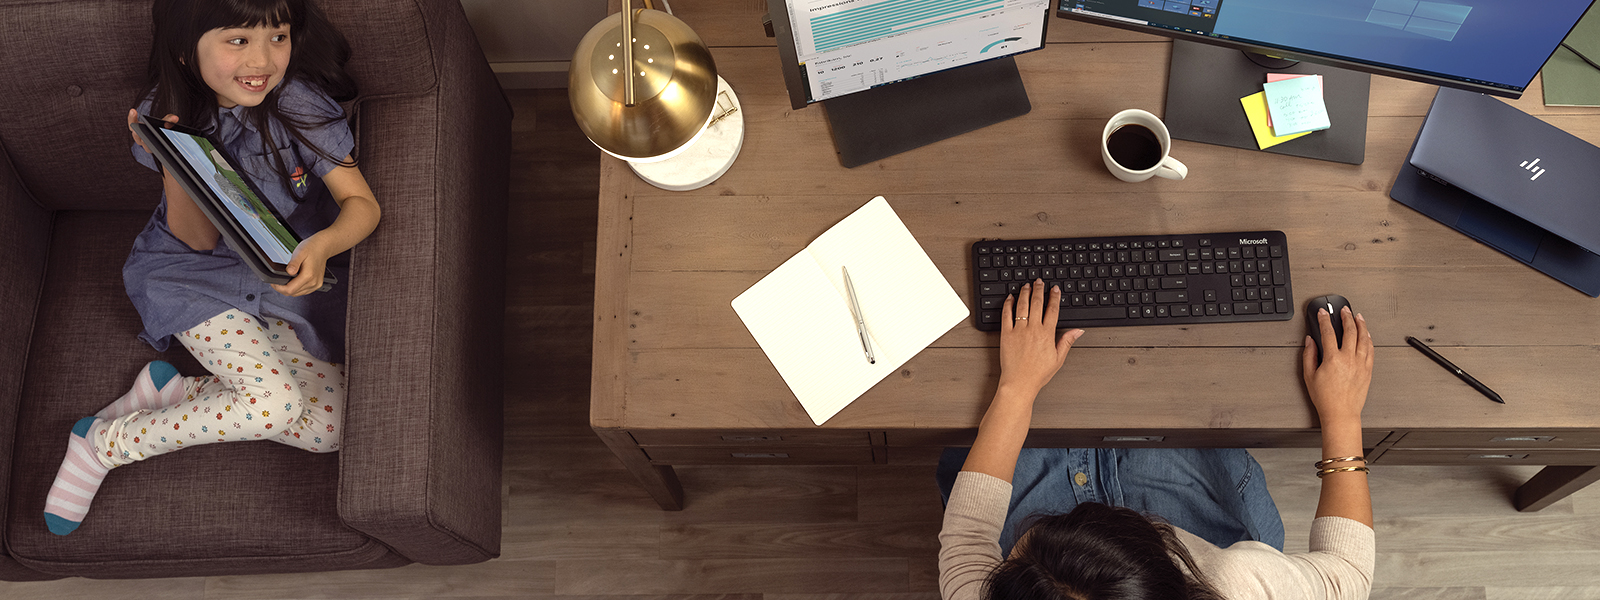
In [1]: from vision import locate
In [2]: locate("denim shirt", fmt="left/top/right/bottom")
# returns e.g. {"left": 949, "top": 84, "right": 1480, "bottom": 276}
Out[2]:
{"left": 123, "top": 78, "right": 355, "bottom": 363}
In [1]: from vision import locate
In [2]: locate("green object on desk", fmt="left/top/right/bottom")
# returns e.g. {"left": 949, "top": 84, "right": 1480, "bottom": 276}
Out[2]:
{"left": 1542, "top": 3, "right": 1600, "bottom": 107}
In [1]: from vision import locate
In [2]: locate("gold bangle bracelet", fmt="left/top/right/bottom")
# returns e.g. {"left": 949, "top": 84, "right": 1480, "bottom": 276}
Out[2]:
{"left": 1314, "top": 456, "right": 1366, "bottom": 469}
{"left": 1316, "top": 466, "right": 1370, "bottom": 478}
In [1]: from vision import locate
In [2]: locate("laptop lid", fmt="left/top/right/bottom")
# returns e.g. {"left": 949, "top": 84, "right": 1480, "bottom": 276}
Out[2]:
{"left": 1409, "top": 88, "right": 1600, "bottom": 256}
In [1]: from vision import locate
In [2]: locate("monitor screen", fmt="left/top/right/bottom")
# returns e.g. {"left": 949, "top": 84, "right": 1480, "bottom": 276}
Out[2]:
{"left": 1058, "top": 0, "right": 1594, "bottom": 94}
{"left": 783, "top": 0, "right": 1050, "bottom": 104}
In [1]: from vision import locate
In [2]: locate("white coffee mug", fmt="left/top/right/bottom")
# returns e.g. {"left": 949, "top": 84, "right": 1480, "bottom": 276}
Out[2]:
{"left": 1101, "top": 109, "right": 1187, "bottom": 182}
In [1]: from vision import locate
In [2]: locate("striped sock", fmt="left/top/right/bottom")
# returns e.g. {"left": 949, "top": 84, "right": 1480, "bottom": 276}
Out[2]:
{"left": 95, "top": 361, "right": 183, "bottom": 419}
{"left": 43, "top": 417, "right": 112, "bottom": 536}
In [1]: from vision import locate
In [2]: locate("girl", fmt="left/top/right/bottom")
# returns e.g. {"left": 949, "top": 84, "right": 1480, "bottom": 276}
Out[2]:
{"left": 939, "top": 280, "right": 1375, "bottom": 600}
{"left": 44, "top": 0, "right": 380, "bottom": 535}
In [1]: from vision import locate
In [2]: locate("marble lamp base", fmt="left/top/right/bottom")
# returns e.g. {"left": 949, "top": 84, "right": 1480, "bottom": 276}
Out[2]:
{"left": 629, "top": 76, "right": 745, "bottom": 191}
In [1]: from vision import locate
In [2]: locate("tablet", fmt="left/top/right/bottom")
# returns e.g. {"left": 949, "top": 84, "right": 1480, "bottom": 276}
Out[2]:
{"left": 132, "top": 115, "right": 335, "bottom": 292}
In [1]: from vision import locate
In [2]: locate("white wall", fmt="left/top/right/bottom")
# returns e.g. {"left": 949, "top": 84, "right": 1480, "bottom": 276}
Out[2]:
{"left": 460, "top": 0, "right": 607, "bottom": 88}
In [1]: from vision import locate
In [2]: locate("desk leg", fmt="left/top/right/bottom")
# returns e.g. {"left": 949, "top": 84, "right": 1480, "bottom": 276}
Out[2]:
{"left": 595, "top": 429, "right": 684, "bottom": 510}
{"left": 1513, "top": 465, "right": 1600, "bottom": 512}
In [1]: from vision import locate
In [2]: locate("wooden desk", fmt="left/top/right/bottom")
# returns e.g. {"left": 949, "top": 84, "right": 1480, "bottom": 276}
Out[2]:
{"left": 591, "top": 2, "right": 1600, "bottom": 511}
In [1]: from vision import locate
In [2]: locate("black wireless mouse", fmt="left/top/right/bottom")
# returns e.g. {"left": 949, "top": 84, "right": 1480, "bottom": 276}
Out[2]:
{"left": 1305, "top": 295, "right": 1352, "bottom": 365}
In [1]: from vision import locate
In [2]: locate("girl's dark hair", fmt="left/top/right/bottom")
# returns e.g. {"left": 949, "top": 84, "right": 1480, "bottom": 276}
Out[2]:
{"left": 985, "top": 503, "right": 1224, "bottom": 600}
{"left": 142, "top": 0, "right": 357, "bottom": 198}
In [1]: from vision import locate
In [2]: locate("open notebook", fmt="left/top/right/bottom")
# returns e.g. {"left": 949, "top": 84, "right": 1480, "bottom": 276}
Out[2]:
{"left": 732, "top": 196, "right": 969, "bottom": 425}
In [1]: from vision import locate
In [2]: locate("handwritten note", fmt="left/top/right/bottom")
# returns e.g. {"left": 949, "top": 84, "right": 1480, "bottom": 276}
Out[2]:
{"left": 1239, "top": 91, "right": 1311, "bottom": 149}
{"left": 1264, "top": 73, "right": 1321, "bottom": 127}
{"left": 1263, "top": 75, "right": 1330, "bottom": 137}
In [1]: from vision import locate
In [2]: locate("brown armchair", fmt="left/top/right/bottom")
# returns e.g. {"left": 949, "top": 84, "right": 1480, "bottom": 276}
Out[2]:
{"left": 0, "top": 0, "right": 509, "bottom": 579}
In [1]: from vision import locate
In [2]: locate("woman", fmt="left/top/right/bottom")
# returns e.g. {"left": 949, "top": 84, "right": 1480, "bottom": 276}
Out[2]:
{"left": 938, "top": 280, "right": 1374, "bottom": 600}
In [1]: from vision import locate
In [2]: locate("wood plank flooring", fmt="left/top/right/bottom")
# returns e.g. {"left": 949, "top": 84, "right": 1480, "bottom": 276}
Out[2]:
{"left": 4, "top": 89, "right": 1598, "bottom": 599}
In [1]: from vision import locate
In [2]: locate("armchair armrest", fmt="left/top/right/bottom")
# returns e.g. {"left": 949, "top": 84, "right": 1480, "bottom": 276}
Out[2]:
{"left": 0, "top": 148, "right": 56, "bottom": 580}
{"left": 336, "top": 0, "right": 512, "bottom": 565}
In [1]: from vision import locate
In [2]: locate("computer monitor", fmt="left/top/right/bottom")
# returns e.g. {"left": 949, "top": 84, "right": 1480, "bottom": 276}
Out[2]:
{"left": 1056, "top": 0, "right": 1596, "bottom": 163}
{"left": 768, "top": 0, "right": 1051, "bottom": 167}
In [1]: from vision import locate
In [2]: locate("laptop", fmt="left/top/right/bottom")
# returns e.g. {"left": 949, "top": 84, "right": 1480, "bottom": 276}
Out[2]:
{"left": 1390, "top": 88, "right": 1600, "bottom": 297}
{"left": 132, "top": 115, "right": 335, "bottom": 292}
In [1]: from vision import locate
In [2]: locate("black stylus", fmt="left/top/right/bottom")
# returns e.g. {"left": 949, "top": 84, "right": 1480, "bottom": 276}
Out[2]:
{"left": 1405, "top": 336, "right": 1504, "bottom": 404}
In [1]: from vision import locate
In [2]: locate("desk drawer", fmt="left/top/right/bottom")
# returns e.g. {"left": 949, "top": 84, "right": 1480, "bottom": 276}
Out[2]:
{"left": 1391, "top": 430, "right": 1600, "bottom": 450}
{"left": 889, "top": 429, "right": 1392, "bottom": 448}
{"left": 629, "top": 430, "right": 872, "bottom": 446}
{"left": 642, "top": 446, "right": 874, "bottom": 465}
{"left": 1375, "top": 449, "right": 1600, "bottom": 466}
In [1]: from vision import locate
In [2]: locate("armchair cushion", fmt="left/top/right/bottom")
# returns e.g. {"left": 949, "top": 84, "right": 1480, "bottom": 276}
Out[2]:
{"left": 4, "top": 211, "right": 407, "bottom": 578}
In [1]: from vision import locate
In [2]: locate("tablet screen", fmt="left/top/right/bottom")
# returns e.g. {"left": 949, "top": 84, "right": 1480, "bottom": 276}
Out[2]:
{"left": 156, "top": 126, "right": 298, "bottom": 264}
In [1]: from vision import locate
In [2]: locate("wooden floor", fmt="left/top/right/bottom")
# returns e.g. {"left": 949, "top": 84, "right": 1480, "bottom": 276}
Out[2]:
{"left": 7, "top": 89, "right": 1600, "bottom": 599}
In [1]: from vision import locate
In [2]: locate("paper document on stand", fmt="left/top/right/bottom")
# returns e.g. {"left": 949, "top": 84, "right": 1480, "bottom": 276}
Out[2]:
{"left": 732, "top": 196, "right": 969, "bottom": 425}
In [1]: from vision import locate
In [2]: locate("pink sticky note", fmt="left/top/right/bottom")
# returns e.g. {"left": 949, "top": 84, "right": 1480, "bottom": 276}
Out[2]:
{"left": 1264, "top": 74, "right": 1322, "bottom": 127}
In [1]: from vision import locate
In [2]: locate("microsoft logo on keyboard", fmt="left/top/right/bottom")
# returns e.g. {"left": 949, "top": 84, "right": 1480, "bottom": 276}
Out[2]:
{"left": 1239, "top": 238, "right": 1268, "bottom": 245}
{"left": 1519, "top": 158, "right": 1547, "bottom": 181}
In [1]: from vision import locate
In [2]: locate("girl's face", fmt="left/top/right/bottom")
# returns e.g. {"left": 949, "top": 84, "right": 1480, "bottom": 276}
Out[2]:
{"left": 195, "top": 23, "right": 292, "bottom": 109}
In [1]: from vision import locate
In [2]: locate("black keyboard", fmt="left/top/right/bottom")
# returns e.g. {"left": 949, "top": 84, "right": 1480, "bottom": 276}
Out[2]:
{"left": 971, "top": 231, "right": 1294, "bottom": 330}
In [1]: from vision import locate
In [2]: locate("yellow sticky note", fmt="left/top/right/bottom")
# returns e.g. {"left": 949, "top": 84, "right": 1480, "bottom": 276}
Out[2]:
{"left": 1240, "top": 91, "right": 1310, "bottom": 149}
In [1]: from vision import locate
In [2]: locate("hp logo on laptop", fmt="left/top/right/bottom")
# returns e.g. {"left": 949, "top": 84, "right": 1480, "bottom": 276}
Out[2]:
{"left": 1519, "top": 158, "right": 1547, "bottom": 181}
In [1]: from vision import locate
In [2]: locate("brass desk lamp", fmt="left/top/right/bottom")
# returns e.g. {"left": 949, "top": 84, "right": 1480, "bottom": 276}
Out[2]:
{"left": 569, "top": 0, "right": 744, "bottom": 191}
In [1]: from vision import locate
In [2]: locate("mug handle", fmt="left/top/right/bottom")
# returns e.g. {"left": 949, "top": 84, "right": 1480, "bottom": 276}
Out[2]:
{"left": 1154, "top": 156, "right": 1187, "bottom": 181}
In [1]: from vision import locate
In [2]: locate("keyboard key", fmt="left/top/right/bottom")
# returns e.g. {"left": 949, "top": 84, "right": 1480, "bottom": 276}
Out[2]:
{"left": 981, "top": 297, "right": 1002, "bottom": 310}
{"left": 1204, "top": 290, "right": 1217, "bottom": 302}
{"left": 1058, "top": 307, "right": 1127, "bottom": 321}
{"left": 1143, "top": 306, "right": 1155, "bottom": 318}
{"left": 1260, "top": 300, "right": 1274, "bottom": 314}
{"left": 1158, "top": 240, "right": 1170, "bottom": 248}
{"left": 1156, "top": 305, "right": 1169, "bottom": 317}
{"left": 1219, "top": 303, "right": 1232, "bottom": 315}
{"left": 1233, "top": 302, "right": 1260, "bottom": 315}
{"left": 1173, "top": 240, "right": 1183, "bottom": 247}
{"left": 1245, "top": 288, "right": 1258, "bottom": 301}
{"left": 1230, "top": 274, "right": 1243, "bottom": 287}
{"left": 1244, "top": 274, "right": 1257, "bottom": 286}
{"left": 1232, "top": 289, "right": 1245, "bottom": 301}
{"left": 982, "top": 311, "right": 1000, "bottom": 323}
{"left": 980, "top": 270, "right": 998, "bottom": 282}
{"left": 1161, "top": 277, "right": 1187, "bottom": 289}
{"left": 980, "top": 283, "right": 1005, "bottom": 295}
{"left": 1240, "top": 246, "right": 1254, "bottom": 259}
{"left": 1141, "top": 292, "right": 1154, "bottom": 304}
{"left": 1270, "top": 245, "right": 1283, "bottom": 258}
{"left": 1155, "top": 291, "right": 1189, "bottom": 303}
{"left": 1199, "top": 238, "right": 1211, "bottom": 246}
{"left": 1205, "top": 304, "right": 1218, "bottom": 316}
{"left": 1172, "top": 304, "right": 1191, "bottom": 316}
{"left": 1185, "top": 249, "right": 1198, "bottom": 260}
{"left": 1227, "top": 247, "right": 1241, "bottom": 259}
{"left": 1159, "top": 249, "right": 1185, "bottom": 261}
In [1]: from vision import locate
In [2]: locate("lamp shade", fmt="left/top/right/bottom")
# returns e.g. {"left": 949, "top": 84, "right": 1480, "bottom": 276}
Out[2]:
{"left": 569, "top": 7, "right": 719, "bottom": 162}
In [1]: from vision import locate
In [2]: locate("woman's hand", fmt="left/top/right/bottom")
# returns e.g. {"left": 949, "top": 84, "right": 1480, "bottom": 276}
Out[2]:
{"left": 1301, "top": 306, "right": 1373, "bottom": 425}
{"left": 272, "top": 234, "right": 332, "bottom": 297}
{"left": 128, "top": 109, "right": 179, "bottom": 156}
{"left": 998, "top": 279, "right": 1085, "bottom": 395}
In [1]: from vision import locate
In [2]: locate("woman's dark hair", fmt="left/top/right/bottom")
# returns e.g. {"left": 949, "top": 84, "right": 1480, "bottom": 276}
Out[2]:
{"left": 985, "top": 503, "right": 1223, "bottom": 600}
{"left": 142, "top": 0, "right": 357, "bottom": 198}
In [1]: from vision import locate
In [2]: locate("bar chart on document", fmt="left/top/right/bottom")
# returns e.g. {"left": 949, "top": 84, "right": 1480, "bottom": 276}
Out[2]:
{"left": 786, "top": 0, "right": 1048, "bottom": 102}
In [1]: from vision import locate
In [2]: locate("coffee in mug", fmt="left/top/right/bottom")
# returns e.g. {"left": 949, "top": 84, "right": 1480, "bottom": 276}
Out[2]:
{"left": 1106, "top": 124, "right": 1163, "bottom": 171}
{"left": 1100, "top": 109, "right": 1187, "bottom": 182}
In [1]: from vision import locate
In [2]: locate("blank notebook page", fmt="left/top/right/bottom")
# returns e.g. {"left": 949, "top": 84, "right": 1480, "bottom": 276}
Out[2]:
{"left": 732, "top": 197, "right": 969, "bottom": 425}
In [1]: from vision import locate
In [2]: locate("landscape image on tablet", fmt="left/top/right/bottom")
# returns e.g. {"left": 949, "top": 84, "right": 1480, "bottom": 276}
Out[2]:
{"left": 157, "top": 127, "right": 298, "bottom": 264}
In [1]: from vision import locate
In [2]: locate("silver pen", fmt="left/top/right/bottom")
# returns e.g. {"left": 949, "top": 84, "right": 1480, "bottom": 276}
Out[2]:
{"left": 842, "top": 266, "right": 875, "bottom": 364}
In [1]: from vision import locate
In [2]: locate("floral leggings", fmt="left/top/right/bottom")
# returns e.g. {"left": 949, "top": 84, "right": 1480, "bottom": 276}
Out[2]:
{"left": 96, "top": 309, "right": 344, "bottom": 466}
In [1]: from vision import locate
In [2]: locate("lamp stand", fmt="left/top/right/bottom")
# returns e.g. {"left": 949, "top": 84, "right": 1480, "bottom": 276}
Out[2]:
{"left": 629, "top": 76, "right": 744, "bottom": 191}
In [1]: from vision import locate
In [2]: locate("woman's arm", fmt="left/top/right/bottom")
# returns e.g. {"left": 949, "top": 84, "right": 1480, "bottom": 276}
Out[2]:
{"left": 961, "top": 279, "right": 1085, "bottom": 482}
{"left": 271, "top": 157, "right": 381, "bottom": 297}
{"left": 1301, "top": 306, "right": 1374, "bottom": 527}
{"left": 129, "top": 110, "right": 220, "bottom": 251}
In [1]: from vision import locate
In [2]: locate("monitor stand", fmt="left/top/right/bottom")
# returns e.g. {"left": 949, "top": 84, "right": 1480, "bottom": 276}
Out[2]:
{"left": 822, "top": 56, "right": 1031, "bottom": 168}
{"left": 1163, "top": 40, "right": 1370, "bottom": 165}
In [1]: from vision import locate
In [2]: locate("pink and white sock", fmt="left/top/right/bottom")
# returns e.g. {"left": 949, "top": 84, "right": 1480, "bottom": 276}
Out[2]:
{"left": 95, "top": 361, "right": 184, "bottom": 419}
{"left": 43, "top": 417, "right": 112, "bottom": 536}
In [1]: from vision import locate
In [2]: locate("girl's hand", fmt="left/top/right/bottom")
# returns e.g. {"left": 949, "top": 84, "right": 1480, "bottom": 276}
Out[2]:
{"left": 272, "top": 235, "right": 332, "bottom": 297}
{"left": 1301, "top": 307, "right": 1373, "bottom": 425}
{"left": 128, "top": 109, "right": 180, "bottom": 156}
{"left": 998, "top": 279, "right": 1085, "bottom": 396}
